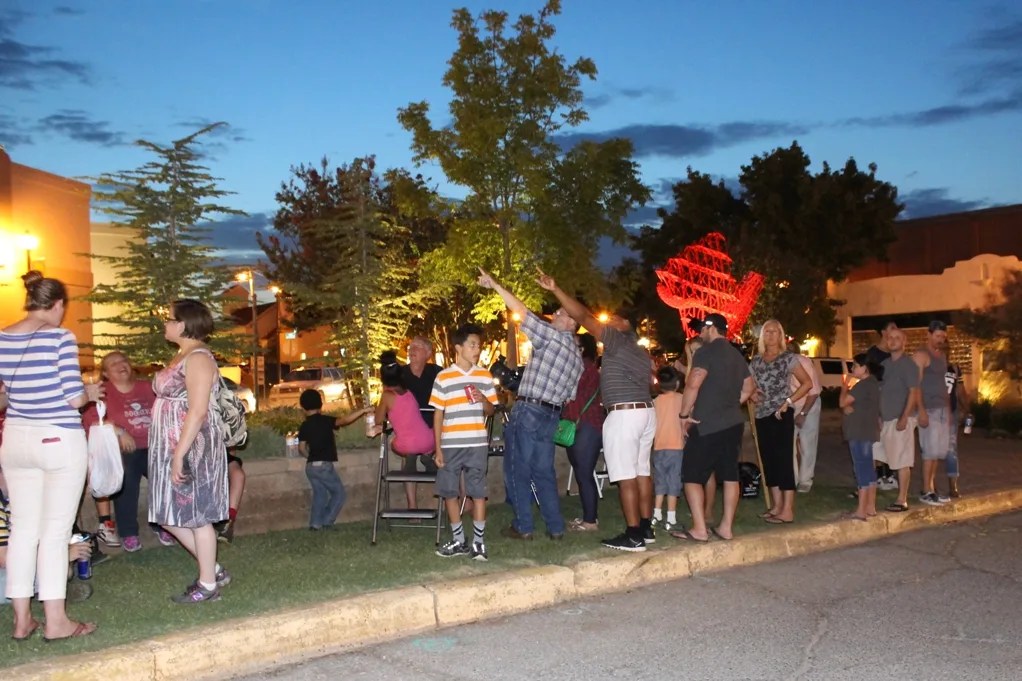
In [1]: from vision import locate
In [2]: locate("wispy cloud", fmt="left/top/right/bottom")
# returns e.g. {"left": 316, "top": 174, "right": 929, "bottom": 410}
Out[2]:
{"left": 0, "top": 110, "right": 33, "bottom": 147}
{"left": 0, "top": 7, "right": 89, "bottom": 90}
{"left": 554, "top": 121, "right": 807, "bottom": 159}
{"left": 899, "top": 188, "right": 988, "bottom": 219}
{"left": 37, "top": 109, "right": 126, "bottom": 146}
{"left": 52, "top": 6, "right": 85, "bottom": 16}
{"left": 585, "top": 85, "right": 674, "bottom": 110}
{"left": 956, "top": 13, "right": 1022, "bottom": 95}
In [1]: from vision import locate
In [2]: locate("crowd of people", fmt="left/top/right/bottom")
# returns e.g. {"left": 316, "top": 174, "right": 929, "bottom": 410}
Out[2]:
{"left": 0, "top": 266, "right": 969, "bottom": 641}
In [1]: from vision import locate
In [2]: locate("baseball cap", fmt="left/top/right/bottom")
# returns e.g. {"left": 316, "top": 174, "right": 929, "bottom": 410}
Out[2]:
{"left": 702, "top": 313, "right": 728, "bottom": 335}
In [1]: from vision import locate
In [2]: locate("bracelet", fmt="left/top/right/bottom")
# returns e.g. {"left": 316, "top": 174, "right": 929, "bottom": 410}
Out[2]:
{"left": 799, "top": 411, "right": 806, "bottom": 416}
{"left": 785, "top": 397, "right": 794, "bottom": 407}
{"left": 680, "top": 414, "right": 690, "bottom": 419}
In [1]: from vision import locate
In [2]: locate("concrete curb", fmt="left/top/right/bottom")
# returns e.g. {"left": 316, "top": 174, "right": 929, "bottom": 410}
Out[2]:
{"left": 8, "top": 488, "right": 1022, "bottom": 680}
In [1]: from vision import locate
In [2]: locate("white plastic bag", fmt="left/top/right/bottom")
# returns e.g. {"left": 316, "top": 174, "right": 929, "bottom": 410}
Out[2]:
{"left": 88, "top": 401, "right": 124, "bottom": 497}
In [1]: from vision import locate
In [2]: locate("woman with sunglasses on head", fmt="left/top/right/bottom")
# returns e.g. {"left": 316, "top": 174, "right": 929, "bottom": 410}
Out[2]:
{"left": 0, "top": 271, "right": 103, "bottom": 640}
{"left": 148, "top": 299, "right": 230, "bottom": 603}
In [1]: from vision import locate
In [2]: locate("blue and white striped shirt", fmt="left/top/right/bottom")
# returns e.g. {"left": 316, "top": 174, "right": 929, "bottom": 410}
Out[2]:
{"left": 0, "top": 328, "right": 86, "bottom": 429}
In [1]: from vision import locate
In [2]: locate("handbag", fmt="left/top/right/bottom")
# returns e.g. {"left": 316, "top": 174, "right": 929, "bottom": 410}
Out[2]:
{"left": 214, "top": 375, "right": 249, "bottom": 448}
{"left": 553, "top": 390, "right": 599, "bottom": 448}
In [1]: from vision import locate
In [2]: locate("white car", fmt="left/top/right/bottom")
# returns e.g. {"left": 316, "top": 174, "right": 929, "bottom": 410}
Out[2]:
{"left": 222, "top": 376, "right": 256, "bottom": 414}
{"left": 810, "top": 357, "right": 854, "bottom": 389}
{"left": 267, "top": 367, "right": 351, "bottom": 409}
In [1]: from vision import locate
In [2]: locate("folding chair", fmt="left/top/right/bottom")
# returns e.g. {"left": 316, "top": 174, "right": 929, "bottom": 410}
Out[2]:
{"left": 564, "top": 447, "right": 610, "bottom": 498}
{"left": 370, "top": 426, "right": 445, "bottom": 545}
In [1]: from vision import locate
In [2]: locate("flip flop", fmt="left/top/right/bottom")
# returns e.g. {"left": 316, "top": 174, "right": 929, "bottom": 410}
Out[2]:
{"left": 12, "top": 620, "right": 40, "bottom": 641}
{"left": 840, "top": 512, "right": 869, "bottom": 522}
{"left": 43, "top": 621, "right": 97, "bottom": 642}
{"left": 758, "top": 511, "right": 776, "bottom": 519}
{"left": 764, "top": 516, "right": 793, "bottom": 524}
{"left": 710, "top": 527, "right": 733, "bottom": 541}
{"left": 886, "top": 502, "right": 909, "bottom": 513}
{"left": 670, "top": 529, "right": 709, "bottom": 543}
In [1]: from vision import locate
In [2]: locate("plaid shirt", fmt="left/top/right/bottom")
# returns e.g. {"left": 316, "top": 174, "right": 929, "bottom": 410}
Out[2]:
{"left": 516, "top": 311, "right": 583, "bottom": 406}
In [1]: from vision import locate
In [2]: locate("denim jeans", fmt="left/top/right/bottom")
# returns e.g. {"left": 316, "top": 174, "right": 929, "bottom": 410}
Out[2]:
{"left": 504, "top": 401, "right": 565, "bottom": 535}
{"left": 305, "top": 462, "right": 346, "bottom": 528}
{"left": 566, "top": 421, "right": 602, "bottom": 524}
{"left": 112, "top": 448, "right": 148, "bottom": 538}
{"left": 947, "top": 409, "right": 960, "bottom": 477}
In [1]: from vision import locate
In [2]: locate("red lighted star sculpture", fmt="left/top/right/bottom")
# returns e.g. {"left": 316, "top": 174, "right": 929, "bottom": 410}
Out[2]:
{"left": 655, "top": 232, "right": 764, "bottom": 339}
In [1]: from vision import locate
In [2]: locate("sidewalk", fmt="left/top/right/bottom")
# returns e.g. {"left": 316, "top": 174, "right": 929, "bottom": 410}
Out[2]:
{"left": 7, "top": 418, "right": 1021, "bottom": 680}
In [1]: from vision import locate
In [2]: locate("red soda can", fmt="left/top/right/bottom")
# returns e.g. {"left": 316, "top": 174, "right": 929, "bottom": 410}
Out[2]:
{"left": 464, "top": 385, "right": 478, "bottom": 404}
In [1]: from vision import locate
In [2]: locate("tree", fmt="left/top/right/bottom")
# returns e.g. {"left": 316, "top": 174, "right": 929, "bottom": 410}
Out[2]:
{"left": 631, "top": 142, "right": 902, "bottom": 346}
{"left": 397, "top": 1, "right": 649, "bottom": 353}
{"left": 86, "top": 123, "right": 246, "bottom": 364}
{"left": 959, "top": 269, "right": 1022, "bottom": 398}
{"left": 259, "top": 157, "right": 431, "bottom": 396}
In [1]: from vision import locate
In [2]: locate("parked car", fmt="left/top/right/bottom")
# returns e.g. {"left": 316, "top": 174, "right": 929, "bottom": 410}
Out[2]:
{"left": 222, "top": 376, "right": 256, "bottom": 414}
{"left": 810, "top": 357, "right": 854, "bottom": 389}
{"left": 267, "top": 366, "right": 351, "bottom": 409}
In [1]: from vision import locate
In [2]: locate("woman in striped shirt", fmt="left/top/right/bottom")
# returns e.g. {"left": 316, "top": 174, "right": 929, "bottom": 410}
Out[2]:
{"left": 0, "top": 271, "right": 103, "bottom": 641}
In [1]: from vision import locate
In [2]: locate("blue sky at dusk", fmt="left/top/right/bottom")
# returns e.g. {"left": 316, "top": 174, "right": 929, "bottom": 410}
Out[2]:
{"left": 2, "top": 1, "right": 1020, "bottom": 268}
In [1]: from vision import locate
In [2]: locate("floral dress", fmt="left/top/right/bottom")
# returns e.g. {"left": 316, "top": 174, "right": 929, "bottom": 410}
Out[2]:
{"left": 147, "top": 349, "right": 228, "bottom": 528}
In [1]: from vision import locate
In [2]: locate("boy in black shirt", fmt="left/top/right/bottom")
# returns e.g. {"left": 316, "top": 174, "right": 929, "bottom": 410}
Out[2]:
{"left": 297, "top": 390, "right": 372, "bottom": 530}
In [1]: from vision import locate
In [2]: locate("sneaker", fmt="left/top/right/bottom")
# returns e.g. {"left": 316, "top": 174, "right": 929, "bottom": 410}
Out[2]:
{"left": 919, "top": 492, "right": 945, "bottom": 506}
{"left": 97, "top": 522, "right": 121, "bottom": 548}
{"left": 651, "top": 517, "right": 660, "bottom": 528}
{"left": 601, "top": 532, "right": 647, "bottom": 552}
{"left": 122, "top": 536, "right": 142, "bottom": 553}
{"left": 934, "top": 492, "right": 951, "bottom": 503}
{"left": 436, "top": 540, "right": 470, "bottom": 558}
{"left": 878, "top": 476, "right": 898, "bottom": 491}
{"left": 471, "top": 541, "right": 488, "bottom": 562}
{"left": 215, "top": 567, "right": 232, "bottom": 588}
{"left": 171, "top": 581, "right": 221, "bottom": 604}
{"left": 663, "top": 521, "right": 677, "bottom": 533}
{"left": 157, "top": 529, "right": 176, "bottom": 547}
{"left": 217, "top": 519, "right": 235, "bottom": 544}
{"left": 643, "top": 524, "right": 656, "bottom": 545}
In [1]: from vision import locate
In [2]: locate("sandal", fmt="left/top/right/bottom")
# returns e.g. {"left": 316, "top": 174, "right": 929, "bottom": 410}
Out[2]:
{"left": 43, "top": 621, "right": 97, "bottom": 642}
{"left": 568, "top": 518, "right": 598, "bottom": 532}
{"left": 886, "top": 502, "right": 909, "bottom": 513}
{"left": 12, "top": 619, "right": 40, "bottom": 641}
{"left": 758, "top": 511, "right": 776, "bottom": 519}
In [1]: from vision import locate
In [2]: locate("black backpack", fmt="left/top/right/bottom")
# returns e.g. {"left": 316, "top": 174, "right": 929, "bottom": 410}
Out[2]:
{"left": 739, "top": 461, "right": 762, "bottom": 499}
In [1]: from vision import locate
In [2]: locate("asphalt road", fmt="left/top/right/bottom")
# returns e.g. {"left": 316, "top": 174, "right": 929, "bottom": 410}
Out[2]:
{"left": 236, "top": 510, "right": 1022, "bottom": 681}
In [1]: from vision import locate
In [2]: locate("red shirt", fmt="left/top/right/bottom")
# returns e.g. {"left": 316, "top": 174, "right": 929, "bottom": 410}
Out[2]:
{"left": 561, "top": 359, "right": 603, "bottom": 430}
{"left": 82, "top": 380, "right": 156, "bottom": 449}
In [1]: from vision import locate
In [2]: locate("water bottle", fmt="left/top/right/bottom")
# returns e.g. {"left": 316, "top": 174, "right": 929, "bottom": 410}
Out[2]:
{"left": 285, "top": 432, "right": 300, "bottom": 457}
{"left": 963, "top": 413, "right": 974, "bottom": 435}
{"left": 70, "top": 533, "right": 92, "bottom": 580}
{"left": 364, "top": 412, "right": 376, "bottom": 438}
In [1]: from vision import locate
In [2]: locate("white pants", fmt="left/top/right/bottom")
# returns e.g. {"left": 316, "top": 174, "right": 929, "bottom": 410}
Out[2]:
{"left": 796, "top": 400, "right": 822, "bottom": 486}
{"left": 0, "top": 422, "right": 87, "bottom": 601}
{"left": 602, "top": 408, "right": 656, "bottom": 482}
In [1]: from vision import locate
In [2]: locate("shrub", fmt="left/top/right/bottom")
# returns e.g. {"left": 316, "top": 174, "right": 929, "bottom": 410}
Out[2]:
{"left": 972, "top": 400, "right": 993, "bottom": 429}
{"left": 991, "top": 407, "right": 1022, "bottom": 436}
{"left": 243, "top": 407, "right": 377, "bottom": 453}
{"left": 235, "top": 424, "right": 285, "bottom": 460}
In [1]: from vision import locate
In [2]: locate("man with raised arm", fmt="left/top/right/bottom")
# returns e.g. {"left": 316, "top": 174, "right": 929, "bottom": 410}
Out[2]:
{"left": 537, "top": 268, "right": 655, "bottom": 552}
{"left": 477, "top": 268, "right": 582, "bottom": 540}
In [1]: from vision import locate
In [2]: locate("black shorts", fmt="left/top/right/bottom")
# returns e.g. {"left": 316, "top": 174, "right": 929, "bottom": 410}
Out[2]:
{"left": 227, "top": 452, "right": 243, "bottom": 467}
{"left": 681, "top": 423, "right": 744, "bottom": 485}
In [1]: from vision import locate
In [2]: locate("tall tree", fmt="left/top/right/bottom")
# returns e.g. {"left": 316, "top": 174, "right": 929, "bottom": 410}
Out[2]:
{"left": 398, "top": 0, "right": 649, "bottom": 350}
{"left": 259, "top": 157, "right": 428, "bottom": 396}
{"left": 86, "top": 123, "right": 245, "bottom": 364}
{"left": 959, "top": 269, "right": 1022, "bottom": 399}
{"left": 631, "top": 142, "right": 902, "bottom": 346}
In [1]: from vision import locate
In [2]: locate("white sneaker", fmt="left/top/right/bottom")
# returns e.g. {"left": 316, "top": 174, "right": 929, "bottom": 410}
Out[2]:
{"left": 878, "top": 476, "right": 898, "bottom": 491}
{"left": 97, "top": 523, "right": 121, "bottom": 548}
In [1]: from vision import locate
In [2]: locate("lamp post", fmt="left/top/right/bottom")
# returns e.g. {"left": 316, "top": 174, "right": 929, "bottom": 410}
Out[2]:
{"left": 16, "top": 233, "right": 38, "bottom": 271}
{"left": 269, "top": 285, "right": 283, "bottom": 387}
{"left": 236, "top": 270, "right": 259, "bottom": 412}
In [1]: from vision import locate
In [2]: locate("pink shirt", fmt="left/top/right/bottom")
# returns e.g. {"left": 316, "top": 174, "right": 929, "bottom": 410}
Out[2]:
{"left": 387, "top": 388, "right": 435, "bottom": 455}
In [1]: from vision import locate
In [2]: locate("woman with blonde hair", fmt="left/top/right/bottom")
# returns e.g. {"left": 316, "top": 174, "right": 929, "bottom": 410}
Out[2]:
{"left": 0, "top": 271, "right": 103, "bottom": 640}
{"left": 749, "top": 320, "right": 813, "bottom": 524}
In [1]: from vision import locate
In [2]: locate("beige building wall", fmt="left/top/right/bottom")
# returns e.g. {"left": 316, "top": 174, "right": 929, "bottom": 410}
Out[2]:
{"left": 89, "top": 221, "right": 138, "bottom": 351}
{"left": 829, "top": 253, "right": 1022, "bottom": 399}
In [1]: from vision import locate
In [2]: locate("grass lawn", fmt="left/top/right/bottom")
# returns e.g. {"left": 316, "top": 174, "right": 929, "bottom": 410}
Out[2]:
{"left": 0, "top": 481, "right": 886, "bottom": 668}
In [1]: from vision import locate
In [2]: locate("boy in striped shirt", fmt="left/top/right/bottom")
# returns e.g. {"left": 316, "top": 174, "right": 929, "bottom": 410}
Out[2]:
{"left": 430, "top": 323, "right": 498, "bottom": 560}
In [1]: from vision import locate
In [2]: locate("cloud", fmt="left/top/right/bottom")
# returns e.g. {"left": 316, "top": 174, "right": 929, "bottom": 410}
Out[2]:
{"left": 37, "top": 109, "right": 125, "bottom": 146}
{"left": 0, "top": 8, "right": 89, "bottom": 90}
{"left": 585, "top": 85, "right": 674, "bottom": 110}
{"left": 956, "top": 14, "right": 1022, "bottom": 95}
{"left": 554, "top": 121, "right": 808, "bottom": 158}
{"left": 840, "top": 92, "right": 1022, "bottom": 127}
{"left": 203, "top": 212, "right": 272, "bottom": 250}
{"left": 52, "top": 6, "right": 85, "bottom": 16}
{"left": 899, "top": 188, "right": 987, "bottom": 219}
{"left": 0, "top": 111, "right": 33, "bottom": 147}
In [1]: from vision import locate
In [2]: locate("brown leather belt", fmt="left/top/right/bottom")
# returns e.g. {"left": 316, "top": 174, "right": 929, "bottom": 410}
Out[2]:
{"left": 607, "top": 401, "right": 653, "bottom": 411}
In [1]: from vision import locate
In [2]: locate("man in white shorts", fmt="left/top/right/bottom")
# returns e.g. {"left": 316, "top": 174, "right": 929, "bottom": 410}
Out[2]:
{"left": 879, "top": 329, "right": 920, "bottom": 512}
{"left": 914, "top": 320, "right": 952, "bottom": 505}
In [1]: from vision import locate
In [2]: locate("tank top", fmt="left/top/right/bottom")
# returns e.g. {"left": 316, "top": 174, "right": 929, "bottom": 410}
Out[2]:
{"left": 920, "top": 348, "right": 948, "bottom": 410}
{"left": 387, "top": 388, "right": 435, "bottom": 454}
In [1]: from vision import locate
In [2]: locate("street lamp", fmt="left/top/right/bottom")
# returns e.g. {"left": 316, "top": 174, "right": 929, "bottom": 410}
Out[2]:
{"left": 269, "top": 285, "right": 283, "bottom": 387}
{"left": 236, "top": 270, "right": 259, "bottom": 411}
{"left": 16, "top": 233, "right": 38, "bottom": 271}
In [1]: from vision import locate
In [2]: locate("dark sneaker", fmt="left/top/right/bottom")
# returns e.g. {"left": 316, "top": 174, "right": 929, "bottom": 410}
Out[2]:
{"left": 215, "top": 567, "right": 232, "bottom": 588}
{"left": 171, "top": 581, "right": 221, "bottom": 604}
{"left": 643, "top": 524, "right": 656, "bottom": 545}
{"left": 436, "top": 540, "right": 470, "bottom": 558}
{"left": 919, "top": 492, "right": 945, "bottom": 506}
{"left": 934, "top": 492, "right": 951, "bottom": 503}
{"left": 217, "top": 519, "right": 235, "bottom": 544}
{"left": 601, "top": 532, "right": 646, "bottom": 552}
{"left": 500, "top": 525, "right": 534, "bottom": 540}
{"left": 471, "top": 541, "right": 488, "bottom": 561}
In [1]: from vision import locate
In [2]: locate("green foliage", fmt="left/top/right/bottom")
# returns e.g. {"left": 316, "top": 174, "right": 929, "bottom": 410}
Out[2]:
{"left": 629, "top": 142, "right": 902, "bottom": 345}
{"left": 236, "top": 424, "right": 285, "bottom": 459}
{"left": 245, "top": 406, "right": 374, "bottom": 449}
{"left": 398, "top": 1, "right": 649, "bottom": 333}
{"left": 958, "top": 269, "right": 1022, "bottom": 383}
{"left": 991, "top": 407, "right": 1022, "bottom": 436}
{"left": 259, "top": 157, "right": 432, "bottom": 394}
{"left": 84, "top": 123, "right": 246, "bottom": 364}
